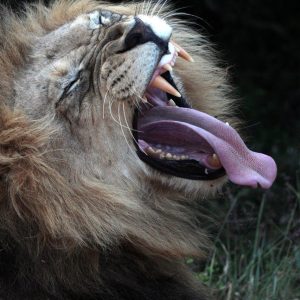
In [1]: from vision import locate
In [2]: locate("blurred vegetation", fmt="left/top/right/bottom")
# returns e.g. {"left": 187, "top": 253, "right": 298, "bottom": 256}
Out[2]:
{"left": 174, "top": 0, "right": 300, "bottom": 298}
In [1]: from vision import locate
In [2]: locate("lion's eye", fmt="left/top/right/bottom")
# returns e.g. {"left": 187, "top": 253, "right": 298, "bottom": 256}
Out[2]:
{"left": 64, "top": 76, "right": 81, "bottom": 95}
{"left": 55, "top": 72, "right": 81, "bottom": 107}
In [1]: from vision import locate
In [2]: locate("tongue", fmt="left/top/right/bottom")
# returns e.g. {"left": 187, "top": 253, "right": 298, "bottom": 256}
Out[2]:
{"left": 138, "top": 107, "right": 277, "bottom": 189}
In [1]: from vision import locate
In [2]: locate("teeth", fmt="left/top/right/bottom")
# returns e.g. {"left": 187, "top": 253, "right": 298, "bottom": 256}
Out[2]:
{"left": 150, "top": 76, "right": 181, "bottom": 98}
{"left": 147, "top": 146, "right": 155, "bottom": 154}
{"left": 207, "top": 153, "right": 222, "bottom": 169}
{"left": 168, "top": 99, "right": 177, "bottom": 107}
{"left": 166, "top": 153, "right": 173, "bottom": 160}
{"left": 145, "top": 146, "right": 189, "bottom": 161}
{"left": 226, "top": 122, "right": 230, "bottom": 126}
{"left": 171, "top": 41, "right": 194, "bottom": 63}
{"left": 162, "top": 63, "right": 173, "bottom": 72}
{"left": 205, "top": 168, "right": 209, "bottom": 175}
{"left": 141, "top": 96, "right": 148, "bottom": 103}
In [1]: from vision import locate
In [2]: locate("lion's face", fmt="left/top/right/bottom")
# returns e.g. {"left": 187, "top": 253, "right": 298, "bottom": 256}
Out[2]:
{"left": 11, "top": 4, "right": 276, "bottom": 197}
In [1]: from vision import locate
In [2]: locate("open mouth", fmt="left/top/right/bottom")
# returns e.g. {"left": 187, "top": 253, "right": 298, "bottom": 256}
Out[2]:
{"left": 133, "top": 42, "right": 277, "bottom": 188}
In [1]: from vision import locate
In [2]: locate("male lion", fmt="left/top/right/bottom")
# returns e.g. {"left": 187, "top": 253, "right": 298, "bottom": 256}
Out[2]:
{"left": 0, "top": 1, "right": 277, "bottom": 299}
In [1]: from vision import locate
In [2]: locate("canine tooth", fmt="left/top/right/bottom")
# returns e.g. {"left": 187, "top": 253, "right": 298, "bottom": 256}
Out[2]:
{"left": 205, "top": 168, "right": 209, "bottom": 175}
{"left": 168, "top": 99, "right": 176, "bottom": 107}
{"left": 173, "top": 44, "right": 181, "bottom": 53}
{"left": 171, "top": 41, "right": 194, "bottom": 63}
{"left": 178, "top": 49, "right": 194, "bottom": 62}
{"left": 155, "top": 149, "right": 162, "bottom": 154}
{"left": 208, "top": 153, "right": 222, "bottom": 169}
{"left": 163, "top": 64, "right": 173, "bottom": 72}
{"left": 150, "top": 76, "right": 181, "bottom": 98}
{"left": 226, "top": 122, "right": 230, "bottom": 126}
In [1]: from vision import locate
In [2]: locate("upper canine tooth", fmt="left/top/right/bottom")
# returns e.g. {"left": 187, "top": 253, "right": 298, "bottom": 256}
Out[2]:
{"left": 162, "top": 64, "right": 173, "bottom": 72}
{"left": 150, "top": 76, "right": 181, "bottom": 98}
{"left": 171, "top": 41, "right": 194, "bottom": 63}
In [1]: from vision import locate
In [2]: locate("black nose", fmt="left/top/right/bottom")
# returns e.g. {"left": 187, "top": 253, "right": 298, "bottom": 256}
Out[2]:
{"left": 124, "top": 17, "right": 169, "bottom": 53}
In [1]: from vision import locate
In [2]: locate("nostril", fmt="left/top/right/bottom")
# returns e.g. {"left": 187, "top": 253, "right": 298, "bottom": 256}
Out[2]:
{"left": 124, "top": 17, "right": 168, "bottom": 52}
{"left": 125, "top": 31, "right": 144, "bottom": 50}
{"left": 124, "top": 19, "right": 147, "bottom": 50}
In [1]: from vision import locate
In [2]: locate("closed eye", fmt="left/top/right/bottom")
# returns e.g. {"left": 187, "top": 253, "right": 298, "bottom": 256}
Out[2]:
{"left": 55, "top": 73, "right": 81, "bottom": 107}
{"left": 65, "top": 77, "right": 81, "bottom": 95}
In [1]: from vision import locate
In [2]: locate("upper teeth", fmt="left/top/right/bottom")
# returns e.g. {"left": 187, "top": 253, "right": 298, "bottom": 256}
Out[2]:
{"left": 144, "top": 41, "right": 193, "bottom": 99}
{"left": 171, "top": 40, "right": 194, "bottom": 63}
{"left": 162, "top": 64, "right": 173, "bottom": 72}
{"left": 149, "top": 76, "right": 181, "bottom": 98}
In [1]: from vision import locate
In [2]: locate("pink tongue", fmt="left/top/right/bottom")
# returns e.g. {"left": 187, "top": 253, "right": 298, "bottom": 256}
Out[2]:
{"left": 138, "top": 107, "right": 277, "bottom": 189}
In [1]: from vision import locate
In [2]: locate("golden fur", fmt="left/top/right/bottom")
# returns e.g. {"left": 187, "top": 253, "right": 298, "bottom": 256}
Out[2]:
{"left": 0, "top": 1, "right": 238, "bottom": 299}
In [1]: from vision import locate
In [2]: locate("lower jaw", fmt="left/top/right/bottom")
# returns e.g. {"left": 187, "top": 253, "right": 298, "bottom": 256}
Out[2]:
{"left": 133, "top": 109, "right": 226, "bottom": 181}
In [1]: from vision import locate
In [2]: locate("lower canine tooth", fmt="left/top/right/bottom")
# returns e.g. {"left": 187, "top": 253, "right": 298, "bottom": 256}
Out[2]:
{"left": 207, "top": 153, "right": 222, "bottom": 168}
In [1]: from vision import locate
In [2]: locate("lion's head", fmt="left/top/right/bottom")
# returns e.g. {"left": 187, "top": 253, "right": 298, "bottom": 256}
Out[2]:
{"left": 0, "top": 0, "right": 277, "bottom": 297}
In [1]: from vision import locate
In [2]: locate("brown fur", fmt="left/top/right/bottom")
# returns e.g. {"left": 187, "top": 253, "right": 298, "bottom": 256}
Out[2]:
{"left": 0, "top": 1, "right": 237, "bottom": 299}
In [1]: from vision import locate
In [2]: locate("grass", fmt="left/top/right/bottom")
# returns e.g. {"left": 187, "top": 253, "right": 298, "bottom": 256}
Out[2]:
{"left": 192, "top": 172, "right": 300, "bottom": 299}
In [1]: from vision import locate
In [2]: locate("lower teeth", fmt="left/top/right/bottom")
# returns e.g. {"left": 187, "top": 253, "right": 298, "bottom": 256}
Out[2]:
{"left": 145, "top": 146, "right": 189, "bottom": 161}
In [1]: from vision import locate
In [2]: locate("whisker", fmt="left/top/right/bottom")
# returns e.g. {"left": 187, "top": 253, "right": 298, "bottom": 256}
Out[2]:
{"left": 121, "top": 101, "right": 141, "bottom": 134}
{"left": 122, "top": 102, "right": 147, "bottom": 156}
{"left": 108, "top": 97, "right": 137, "bottom": 131}
{"left": 151, "top": 0, "right": 162, "bottom": 17}
{"left": 156, "top": 0, "right": 169, "bottom": 17}
{"left": 117, "top": 102, "right": 137, "bottom": 157}
{"left": 141, "top": 0, "right": 147, "bottom": 15}
{"left": 146, "top": 0, "right": 154, "bottom": 15}
{"left": 102, "top": 90, "right": 109, "bottom": 119}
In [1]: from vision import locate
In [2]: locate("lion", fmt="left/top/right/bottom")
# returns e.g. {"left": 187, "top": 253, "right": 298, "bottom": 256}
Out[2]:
{"left": 0, "top": 1, "right": 277, "bottom": 299}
